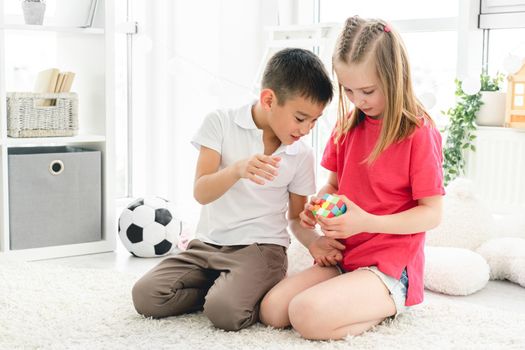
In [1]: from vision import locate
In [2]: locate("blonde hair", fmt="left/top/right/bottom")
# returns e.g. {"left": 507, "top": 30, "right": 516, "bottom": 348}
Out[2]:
{"left": 332, "top": 16, "right": 433, "bottom": 163}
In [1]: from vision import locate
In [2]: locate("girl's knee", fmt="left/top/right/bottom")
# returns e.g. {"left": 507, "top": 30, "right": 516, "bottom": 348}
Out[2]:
{"left": 288, "top": 294, "right": 378, "bottom": 339}
{"left": 288, "top": 294, "right": 309, "bottom": 325}
{"left": 259, "top": 289, "right": 290, "bottom": 328}
{"left": 288, "top": 294, "right": 327, "bottom": 339}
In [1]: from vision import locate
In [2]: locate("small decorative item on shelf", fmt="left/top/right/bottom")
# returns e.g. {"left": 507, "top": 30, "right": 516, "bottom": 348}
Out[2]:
{"left": 6, "top": 92, "right": 78, "bottom": 138}
{"left": 21, "top": 0, "right": 46, "bottom": 25}
{"left": 505, "top": 62, "right": 525, "bottom": 129}
{"left": 54, "top": 0, "right": 99, "bottom": 28}
{"left": 476, "top": 73, "right": 505, "bottom": 127}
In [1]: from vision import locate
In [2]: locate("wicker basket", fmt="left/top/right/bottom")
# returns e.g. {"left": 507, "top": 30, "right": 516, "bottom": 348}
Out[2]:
{"left": 6, "top": 92, "right": 79, "bottom": 138}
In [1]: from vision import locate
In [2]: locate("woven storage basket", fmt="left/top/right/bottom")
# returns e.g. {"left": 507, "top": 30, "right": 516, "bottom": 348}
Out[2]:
{"left": 7, "top": 92, "right": 78, "bottom": 138}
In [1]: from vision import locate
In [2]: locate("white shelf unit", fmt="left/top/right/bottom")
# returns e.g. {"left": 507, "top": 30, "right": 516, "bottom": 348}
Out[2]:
{"left": 0, "top": 1, "right": 116, "bottom": 260}
{"left": 0, "top": 23, "right": 104, "bottom": 34}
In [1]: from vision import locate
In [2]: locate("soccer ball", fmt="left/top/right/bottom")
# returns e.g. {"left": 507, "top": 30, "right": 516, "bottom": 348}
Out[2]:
{"left": 118, "top": 197, "right": 180, "bottom": 257}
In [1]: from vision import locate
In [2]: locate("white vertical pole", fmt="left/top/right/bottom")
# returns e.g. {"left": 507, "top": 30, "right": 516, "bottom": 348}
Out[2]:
{"left": 456, "top": 0, "right": 483, "bottom": 79}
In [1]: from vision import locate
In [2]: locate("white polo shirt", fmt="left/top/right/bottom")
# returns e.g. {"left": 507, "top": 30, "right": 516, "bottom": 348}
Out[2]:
{"left": 191, "top": 101, "right": 316, "bottom": 247}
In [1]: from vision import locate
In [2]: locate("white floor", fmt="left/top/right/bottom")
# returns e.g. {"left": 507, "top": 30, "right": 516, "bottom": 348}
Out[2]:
{"left": 36, "top": 239, "right": 525, "bottom": 316}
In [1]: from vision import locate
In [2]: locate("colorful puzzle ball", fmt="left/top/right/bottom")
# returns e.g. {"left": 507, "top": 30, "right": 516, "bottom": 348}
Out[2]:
{"left": 311, "top": 194, "right": 347, "bottom": 218}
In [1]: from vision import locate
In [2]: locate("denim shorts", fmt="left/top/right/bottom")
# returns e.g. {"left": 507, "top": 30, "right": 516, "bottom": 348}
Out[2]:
{"left": 357, "top": 266, "right": 409, "bottom": 317}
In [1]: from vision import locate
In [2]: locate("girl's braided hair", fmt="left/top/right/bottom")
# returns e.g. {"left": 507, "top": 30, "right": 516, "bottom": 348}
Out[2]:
{"left": 332, "top": 16, "right": 433, "bottom": 163}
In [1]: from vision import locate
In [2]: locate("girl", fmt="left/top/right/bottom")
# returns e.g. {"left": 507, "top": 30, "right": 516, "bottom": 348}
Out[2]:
{"left": 260, "top": 16, "right": 445, "bottom": 340}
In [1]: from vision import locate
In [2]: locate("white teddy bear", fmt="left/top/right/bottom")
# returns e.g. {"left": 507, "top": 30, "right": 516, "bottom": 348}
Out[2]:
{"left": 425, "top": 177, "right": 525, "bottom": 295}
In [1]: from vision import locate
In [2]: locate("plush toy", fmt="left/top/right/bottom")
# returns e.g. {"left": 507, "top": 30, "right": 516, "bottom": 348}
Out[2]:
{"left": 477, "top": 237, "right": 525, "bottom": 288}
{"left": 424, "top": 178, "right": 525, "bottom": 295}
{"left": 311, "top": 194, "right": 347, "bottom": 218}
{"left": 119, "top": 197, "right": 181, "bottom": 257}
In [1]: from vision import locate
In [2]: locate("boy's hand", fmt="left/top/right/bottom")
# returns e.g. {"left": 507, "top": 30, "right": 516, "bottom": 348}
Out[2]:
{"left": 299, "top": 195, "right": 321, "bottom": 228}
{"left": 307, "top": 236, "right": 346, "bottom": 267}
{"left": 236, "top": 154, "right": 281, "bottom": 185}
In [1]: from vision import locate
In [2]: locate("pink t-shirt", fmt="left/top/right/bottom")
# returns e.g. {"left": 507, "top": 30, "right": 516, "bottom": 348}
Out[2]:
{"left": 321, "top": 115, "right": 445, "bottom": 306}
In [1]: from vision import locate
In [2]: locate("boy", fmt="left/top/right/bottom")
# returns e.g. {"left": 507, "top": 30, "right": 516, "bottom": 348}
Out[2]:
{"left": 132, "top": 48, "right": 345, "bottom": 331}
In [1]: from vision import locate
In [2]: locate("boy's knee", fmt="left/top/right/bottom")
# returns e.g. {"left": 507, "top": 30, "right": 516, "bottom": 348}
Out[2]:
{"left": 203, "top": 291, "right": 256, "bottom": 331}
{"left": 131, "top": 276, "right": 174, "bottom": 318}
{"left": 131, "top": 277, "right": 156, "bottom": 317}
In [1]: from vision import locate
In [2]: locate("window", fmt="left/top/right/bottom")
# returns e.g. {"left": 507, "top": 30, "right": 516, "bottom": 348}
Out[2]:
{"left": 478, "top": 1, "right": 525, "bottom": 74}
{"left": 486, "top": 28, "right": 525, "bottom": 75}
{"left": 320, "top": 0, "right": 457, "bottom": 21}
{"left": 314, "top": 1, "right": 459, "bottom": 183}
{"left": 479, "top": 0, "right": 525, "bottom": 29}
{"left": 514, "top": 82, "right": 525, "bottom": 108}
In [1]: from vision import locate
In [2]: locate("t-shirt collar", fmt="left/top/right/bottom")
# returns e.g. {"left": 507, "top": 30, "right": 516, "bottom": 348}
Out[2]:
{"left": 234, "top": 100, "right": 299, "bottom": 156}
{"left": 274, "top": 142, "right": 299, "bottom": 156}
{"left": 365, "top": 114, "right": 383, "bottom": 125}
{"left": 234, "top": 100, "right": 259, "bottom": 130}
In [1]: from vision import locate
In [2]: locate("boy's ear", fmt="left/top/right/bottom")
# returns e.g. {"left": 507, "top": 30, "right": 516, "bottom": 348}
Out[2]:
{"left": 260, "top": 88, "right": 275, "bottom": 111}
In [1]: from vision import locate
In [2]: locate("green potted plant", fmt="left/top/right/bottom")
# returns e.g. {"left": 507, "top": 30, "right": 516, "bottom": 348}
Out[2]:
{"left": 442, "top": 73, "right": 504, "bottom": 185}
{"left": 21, "top": 0, "right": 46, "bottom": 25}
{"left": 476, "top": 73, "right": 506, "bottom": 126}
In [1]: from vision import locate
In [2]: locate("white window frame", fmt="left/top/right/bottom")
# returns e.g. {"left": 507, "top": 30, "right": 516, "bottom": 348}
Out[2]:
{"left": 480, "top": 0, "right": 525, "bottom": 28}
{"left": 478, "top": 0, "right": 525, "bottom": 73}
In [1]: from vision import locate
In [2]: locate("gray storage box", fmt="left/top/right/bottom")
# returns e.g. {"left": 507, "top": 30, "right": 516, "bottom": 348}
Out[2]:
{"left": 8, "top": 146, "right": 101, "bottom": 250}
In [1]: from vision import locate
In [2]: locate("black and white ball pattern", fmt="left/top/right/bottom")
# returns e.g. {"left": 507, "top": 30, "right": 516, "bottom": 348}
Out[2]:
{"left": 118, "top": 197, "right": 180, "bottom": 257}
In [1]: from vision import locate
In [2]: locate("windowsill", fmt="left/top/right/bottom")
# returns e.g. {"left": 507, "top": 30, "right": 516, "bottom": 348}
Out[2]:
{"left": 476, "top": 125, "right": 525, "bottom": 133}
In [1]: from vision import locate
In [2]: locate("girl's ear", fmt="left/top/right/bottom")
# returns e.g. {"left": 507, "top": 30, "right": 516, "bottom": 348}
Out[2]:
{"left": 260, "top": 88, "right": 275, "bottom": 111}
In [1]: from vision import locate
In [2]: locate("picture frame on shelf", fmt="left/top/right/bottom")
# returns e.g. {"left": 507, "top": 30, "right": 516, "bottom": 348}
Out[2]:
{"left": 51, "top": 0, "right": 99, "bottom": 28}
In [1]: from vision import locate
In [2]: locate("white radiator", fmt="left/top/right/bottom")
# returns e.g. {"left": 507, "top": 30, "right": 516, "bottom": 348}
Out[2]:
{"left": 465, "top": 127, "right": 525, "bottom": 214}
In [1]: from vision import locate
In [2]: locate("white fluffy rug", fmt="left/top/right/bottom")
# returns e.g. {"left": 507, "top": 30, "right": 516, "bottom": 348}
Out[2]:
{"left": 1, "top": 258, "right": 524, "bottom": 350}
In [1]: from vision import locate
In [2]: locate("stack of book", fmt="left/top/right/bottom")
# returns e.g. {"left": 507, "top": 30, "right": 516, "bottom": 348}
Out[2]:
{"left": 34, "top": 68, "right": 76, "bottom": 106}
{"left": 34, "top": 68, "right": 76, "bottom": 94}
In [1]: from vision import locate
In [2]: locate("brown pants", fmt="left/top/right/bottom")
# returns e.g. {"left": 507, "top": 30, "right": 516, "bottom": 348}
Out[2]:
{"left": 132, "top": 239, "right": 287, "bottom": 331}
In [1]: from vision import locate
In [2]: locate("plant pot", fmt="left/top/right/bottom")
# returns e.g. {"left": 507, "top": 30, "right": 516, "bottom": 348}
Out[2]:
{"left": 21, "top": 1, "right": 46, "bottom": 25}
{"left": 476, "top": 91, "right": 506, "bottom": 127}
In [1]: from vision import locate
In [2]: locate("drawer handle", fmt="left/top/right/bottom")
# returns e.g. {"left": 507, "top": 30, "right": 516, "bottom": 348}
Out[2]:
{"left": 49, "top": 160, "right": 64, "bottom": 175}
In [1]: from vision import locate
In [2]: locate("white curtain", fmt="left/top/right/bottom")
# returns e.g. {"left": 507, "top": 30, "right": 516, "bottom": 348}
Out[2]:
{"left": 129, "top": 0, "right": 279, "bottom": 214}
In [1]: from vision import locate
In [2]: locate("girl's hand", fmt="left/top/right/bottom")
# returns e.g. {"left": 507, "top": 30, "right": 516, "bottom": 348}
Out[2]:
{"left": 317, "top": 195, "right": 373, "bottom": 239}
{"left": 235, "top": 154, "right": 281, "bottom": 185}
{"left": 299, "top": 195, "right": 322, "bottom": 229}
{"left": 308, "top": 236, "right": 346, "bottom": 267}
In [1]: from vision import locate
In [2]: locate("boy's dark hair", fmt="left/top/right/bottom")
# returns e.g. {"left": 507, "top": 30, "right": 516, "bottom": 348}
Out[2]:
{"left": 261, "top": 48, "right": 333, "bottom": 106}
